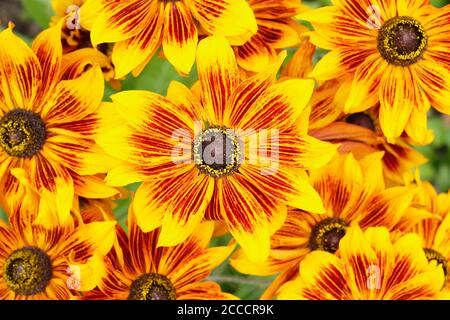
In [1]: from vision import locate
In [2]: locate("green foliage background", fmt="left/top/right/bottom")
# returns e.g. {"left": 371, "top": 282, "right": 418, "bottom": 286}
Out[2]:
{"left": 0, "top": 0, "right": 449, "bottom": 299}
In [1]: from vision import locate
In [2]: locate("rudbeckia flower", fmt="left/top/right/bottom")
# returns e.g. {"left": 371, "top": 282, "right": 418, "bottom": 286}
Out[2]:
{"left": 231, "top": 153, "right": 430, "bottom": 298}
{"left": 80, "top": 0, "right": 258, "bottom": 77}
{"left": 408, "top": 180, "right": 450, "bottom": 291}
{"left": 97, "top": 36, "right": 337, "bottom": 262}
{"left": 86, "top": 212, "right": 236, "bottom": 300}
{"left": 282, "top": 40, "right": 428, "bottom": 185}
{"left": 234, "top": 0, "right": 303, "bottom": 72}
{"left": 301, "top": 0, "right": 450, "bottom": 143}
{"left": 277, "top": 225, "right": 446, "bottom": 300}
{"left": 0, "top": 208, "right": 116, "bottom": 300}
{"left": 0, "top": 24, "right": 113, "bottom": 226}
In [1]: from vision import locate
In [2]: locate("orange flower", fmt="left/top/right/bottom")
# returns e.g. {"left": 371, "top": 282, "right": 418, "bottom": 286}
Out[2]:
{"left": 86, "top": 211, "right": 236, "bottom": 300}
{"left": 97, "top": 36, "right": 338, "bottom": 262}
{"left": 0, "top": 24, "right": 116, "bottom": 226}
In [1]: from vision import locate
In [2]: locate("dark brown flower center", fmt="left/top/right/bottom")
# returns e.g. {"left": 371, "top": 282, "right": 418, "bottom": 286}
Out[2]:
{"left": 377, "top": 16, "right": 427, "bottom": 66}
{"left": 3, "top": 247, "right": 52, "bottom": 296}
{"left": 0, "top": 109, "right": 46, "bottom": 158}
{"left": 128, "top": 273, "right": 176, "bottom": 300}
{"left": 345, "top": 113, "right": 375, "bottom": 131}
{"left": 193, "top": 127, "right": 241, "bottom": 178}
{"left": 309, "top": 218, "right": 349, "bottom": 253}
{"left": 424, "top": 248, "right": 448, "bottom": 282}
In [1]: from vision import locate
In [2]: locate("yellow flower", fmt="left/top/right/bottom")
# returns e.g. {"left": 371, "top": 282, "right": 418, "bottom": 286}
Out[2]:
{"left": 301, "top": 0, "right": 450, "bottom": 143}
{"left": 80, "top": 0, "right": 257, "bottom": 77}
{"left": 85, "top": 211, "right": 236, "bottom": 300}
{"left": 0, "top": 209, "right": 116, "bottom": 300}
{"left": 231, "top": 153, "right": 430, "bottom": 298}
{"left": 408, "top": 181, "right": 450, "bottom": 291}
{"left": 234, "top": 0, "right": 303, "bottom": 72}
{"left": 278, "top": 224, "right": 446, "bottom": 300}
{"left": 0, "top": 24, "right": 113, "bottom": 227}
{"left": 97, "top": 36, "right": 337, "bottom": 262}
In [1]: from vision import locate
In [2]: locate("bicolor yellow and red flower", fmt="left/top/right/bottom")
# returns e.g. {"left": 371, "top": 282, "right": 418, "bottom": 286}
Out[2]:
{"left": 85, "top": 210, "right": 236, "bottom": 300}
{"left": 277, "top": 225, "right": 447, "bottom": 300}
{"left": 301, "top": 0, "right": 450, "bottom": 143}
{"left": 0, "top": 206, "right": 116, "bottom": 300}
{"left": 97, "top": 36, "right": 338, "bottom": 262}
{"left": 231, "top": 153, "right": 431, "bottom": 298}
{"left": 407, "top": 180, "right": 450, "bottom": 291}
{"left": 0, "top": 24, "right": 116, "bottom": 227}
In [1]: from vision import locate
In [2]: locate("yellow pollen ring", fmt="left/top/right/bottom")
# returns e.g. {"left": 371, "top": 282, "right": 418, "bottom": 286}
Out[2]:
{"left": 377, "top": 16, "right": 427, "bottom": 66}
{"left": 193, "top": 126, "right": 242, "bottom": 178}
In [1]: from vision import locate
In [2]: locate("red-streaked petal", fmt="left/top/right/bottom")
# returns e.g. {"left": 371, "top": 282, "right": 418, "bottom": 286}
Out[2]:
{"left": 112, "top": 2, "right": 164, "bottom": 78}
{"left": 40, "top": 66, "right": 104, "bottom": 123}
{"left": 235, "top": 35, "right": 275, "bottom": 73}
{"left": 344, "top": 53, "right": 386, "bottom": 113}
{"left": 225, "top": 57, "right": 279, "bottom": 126}
{"left": 132, "top": 168, "right": 214, "bottom": 246}
{"left": 190, "top": 0, "right": 257, "bottom": 45}
{"left": 0, "top": 26, "right": 41, "bottom": 111}
{"left": 32, "top": 22, "right": 62, "bottom": 106}
{"left": 415, "top": 58, "right": 450, "bottom": 115}
{"left": 219, "top": 175, "right": 270, "bottom": 262}
{"left": 196, "top": 36, "right": 239, "bottom": 125}
{"left": 73, "top": 172, "right": 120, "bottom": 199}
{"left": 162, "top": 1, "right": 198, "bottom": 75}
{"left": 31, "top": 155, "right": 75, "bottom": 227}
{"left": 249, "top": 0, "right": 301, "bottom": 19}
{"left": 90, "top": 0, "right": 152, "bottom": 46}
{"left": 378, "top": 66, "right": 415, "bottom": 142}
{"left": 236, "top": 78, "right": 314, "bottom": 131}
{"left": 177, "top": 282, "right": 238, "bottom": 300}
{"left": 257, "top": 18, "right": 300, "bottom": 49}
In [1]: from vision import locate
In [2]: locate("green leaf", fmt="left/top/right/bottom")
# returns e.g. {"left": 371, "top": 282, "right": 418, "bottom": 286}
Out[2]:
{"left": 21, "top": 0, "right": 53, "bottom": 29}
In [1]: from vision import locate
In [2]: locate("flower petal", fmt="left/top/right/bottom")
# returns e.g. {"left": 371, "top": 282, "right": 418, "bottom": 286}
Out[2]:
{"left": 250, "top": 0, "right": 301, "bottom": 19}
{"left": 310, "top": 47, "right": 375, "bottom": 82}
{"left": 41, "top": 66, "right": 104, "bottom": 123}
{"left": 257, "top": 18, "right": 300, "bottom": 49}
{"left": 112, "top": 2, "right": 164, "bottom": 78}
{"left": 415, "top": 58, "right": 450, "bottom": 115}
{"left": 344, "top": 53, "right": 386, "bottom": 113}
{"left": 280, "top": 250, "right": 351, "bottom": 300}
{"left": 132, "top": 168, "right": 214, "bottom": 247}
{"left": 32, "top": 23, "right": 63, "bottom": 105}
{"left": 219, "top": 176, "right": 270, "bottom": 262}
{"left": 162, "top": 1, "right": 198, "bottom": 75}
{"left": 237, "top": 78, "right": 314, "bottom": 131}
{"left": 235, "top": 35, "right": 275, "bottom": 73}
{"left": 190, "top": 0, "right": 257, "bottom": 45}
{"left": 73, "top": 173, "right": 120, "bottom": 199}
{"left": 196, "top": 36, "right": 239, "bottom": 125}
{"left": 31, "top": 155, "right": 75, "bottom": 227}
{"left": 177, "top": 282, "right": 238, "bottom": 300}
{"left": 90, "top": 0, "right": 152, "bottom": 46}
{"left": 378, "top": 66, "right": 415, "bottom": 143}
{"left": 0, "top": 26, "right": 41, "bottom": 111}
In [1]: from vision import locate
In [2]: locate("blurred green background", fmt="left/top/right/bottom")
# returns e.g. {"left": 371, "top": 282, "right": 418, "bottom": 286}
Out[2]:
{"left": 0, "top": 0, "right": 449, "bottom": 299}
